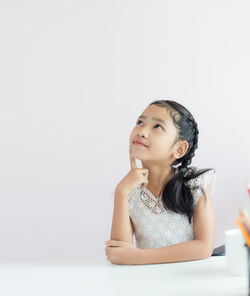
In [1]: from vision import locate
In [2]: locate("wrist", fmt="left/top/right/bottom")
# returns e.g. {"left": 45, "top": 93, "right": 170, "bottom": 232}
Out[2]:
{"left": 115, "top": 187, "right": 129, "bottom": 198}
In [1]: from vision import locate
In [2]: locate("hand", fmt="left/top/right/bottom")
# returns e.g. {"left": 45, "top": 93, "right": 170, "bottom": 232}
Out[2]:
{"left": 115, "top": 146, "right": 149, "bottom": 196}
{"left": 105, "top": 240, "right": 142, "bottom": 265}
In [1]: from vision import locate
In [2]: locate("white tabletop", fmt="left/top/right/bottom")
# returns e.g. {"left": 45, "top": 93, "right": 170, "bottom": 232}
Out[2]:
{"left": 0, "top": 256, "right": 248, "bottom": 296}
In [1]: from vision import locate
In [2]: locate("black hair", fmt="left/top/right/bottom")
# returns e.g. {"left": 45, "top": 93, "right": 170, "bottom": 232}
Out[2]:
{"left": 148, "top": 100, "right": 215, "bottom": 224}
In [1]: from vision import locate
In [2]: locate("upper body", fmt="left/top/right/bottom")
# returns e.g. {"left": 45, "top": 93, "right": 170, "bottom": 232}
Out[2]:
{"left": 106, "top": 101, "right": 216, "bottom": 265}
{"left": 128, "top": 166, "right": 216, "bottom": 249}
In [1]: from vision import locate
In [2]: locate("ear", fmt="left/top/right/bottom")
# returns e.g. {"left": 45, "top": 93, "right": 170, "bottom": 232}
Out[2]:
{"left": 175, "top": 140, "right": 189, "bottom": 159}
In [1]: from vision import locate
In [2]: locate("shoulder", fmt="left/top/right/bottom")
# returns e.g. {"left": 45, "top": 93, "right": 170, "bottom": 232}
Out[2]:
{"left": 184, "top": 166, "right": 216, "bottom": 188}
{"left": 184, "top": 166, "right": 216, "bottom": 205}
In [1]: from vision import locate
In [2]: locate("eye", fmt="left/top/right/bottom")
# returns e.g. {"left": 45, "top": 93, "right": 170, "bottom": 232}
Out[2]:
{"left": 154, "top": 123, "right": 163, "bottom": 130}
{"left": 136, "top": 120, "right": 163, "bottom": 130}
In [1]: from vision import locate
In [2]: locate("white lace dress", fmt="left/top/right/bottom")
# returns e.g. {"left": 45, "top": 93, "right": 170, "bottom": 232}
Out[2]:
{"left": 128, "top": 166, "right": 216, "bottom": 249}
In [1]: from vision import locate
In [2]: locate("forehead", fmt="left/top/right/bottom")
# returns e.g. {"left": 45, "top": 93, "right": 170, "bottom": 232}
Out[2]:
{"left": 139, "top": 105, "right": 174, "bottom": 126}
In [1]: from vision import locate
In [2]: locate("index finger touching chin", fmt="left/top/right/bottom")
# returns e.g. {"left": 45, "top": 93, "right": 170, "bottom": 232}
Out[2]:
{"left": 129, "top": 150, "right": 137, "bottom": 169}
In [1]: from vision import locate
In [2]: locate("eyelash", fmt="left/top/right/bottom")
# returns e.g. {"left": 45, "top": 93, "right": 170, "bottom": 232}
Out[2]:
{"left": 136, "top": 120, "right": 164, "bottom": 130}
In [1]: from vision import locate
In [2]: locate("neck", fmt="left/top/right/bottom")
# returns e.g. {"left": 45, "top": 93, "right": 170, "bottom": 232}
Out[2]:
{"left": 141, "top": 161, "right": 176, "bottom": 190}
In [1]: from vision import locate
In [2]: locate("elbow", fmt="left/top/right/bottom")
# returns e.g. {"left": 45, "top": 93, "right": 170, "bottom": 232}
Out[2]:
{"left": 203, "top": 248, "right": 213, "bottom": 259}
{"left": 198, "top": 241, "right": 213, "bottom": 259}
{"left": 202, "top": 246, "right": 213, "bottom": 259}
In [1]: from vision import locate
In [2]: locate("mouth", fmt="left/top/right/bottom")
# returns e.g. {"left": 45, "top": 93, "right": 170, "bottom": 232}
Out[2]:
{"left": 133, "top": 141, "right": 148, "bottom": 147}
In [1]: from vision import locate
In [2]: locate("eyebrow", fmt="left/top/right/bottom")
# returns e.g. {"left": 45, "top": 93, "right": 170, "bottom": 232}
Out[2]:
{"left": 138, "top": 115, "right": 167, "bottom": 126}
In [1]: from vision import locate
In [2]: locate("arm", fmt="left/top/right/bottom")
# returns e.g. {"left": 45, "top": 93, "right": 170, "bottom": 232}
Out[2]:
{"left": 109, "top": 189, "right": 134, "bottom": 244}
{"left": 137, "top": 182, "right": 215, "bottom": 265}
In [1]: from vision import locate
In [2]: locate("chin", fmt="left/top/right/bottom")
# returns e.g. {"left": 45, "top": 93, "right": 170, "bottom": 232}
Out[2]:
{"left": 132, "top": 152, "right": 149, "bottom": 161}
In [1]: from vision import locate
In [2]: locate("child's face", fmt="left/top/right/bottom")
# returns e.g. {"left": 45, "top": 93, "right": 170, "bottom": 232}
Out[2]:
{"left": 129, "top": 104, "right": 184, "bottom": 164}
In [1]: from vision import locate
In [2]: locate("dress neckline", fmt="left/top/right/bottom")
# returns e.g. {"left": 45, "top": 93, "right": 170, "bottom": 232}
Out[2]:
{"left": 142, "top": 187, "right": 162, "bottom": 199}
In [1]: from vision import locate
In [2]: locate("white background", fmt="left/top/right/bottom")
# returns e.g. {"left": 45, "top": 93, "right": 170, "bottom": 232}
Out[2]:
{"left": 0, "top": 0, "right": 250, "bottom": 262}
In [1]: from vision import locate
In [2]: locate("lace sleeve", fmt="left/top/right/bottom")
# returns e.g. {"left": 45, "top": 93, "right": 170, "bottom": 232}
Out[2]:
{"left": 186, "top": 169, "right": 216, "bottom": 206}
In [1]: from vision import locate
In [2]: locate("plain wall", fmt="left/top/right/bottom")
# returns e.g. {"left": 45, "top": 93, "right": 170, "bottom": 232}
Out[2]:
{"left": 0, "top": 0, "right": 250, "bottom": 262}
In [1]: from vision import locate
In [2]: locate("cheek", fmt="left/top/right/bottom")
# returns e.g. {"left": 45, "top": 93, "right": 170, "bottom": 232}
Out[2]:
{"left": 151, "top": 136, "right": 163, "bottom": 146}
{"left": 129, "top": 129, "right": 136, "bottom": 142}
{"left": 152, "top": 139, "right": 170, "bottom": 153}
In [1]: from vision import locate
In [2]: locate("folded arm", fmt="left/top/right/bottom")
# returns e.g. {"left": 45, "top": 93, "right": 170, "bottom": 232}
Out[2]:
{"left": 137, "top": 239, "right": 211, "bottom": 265}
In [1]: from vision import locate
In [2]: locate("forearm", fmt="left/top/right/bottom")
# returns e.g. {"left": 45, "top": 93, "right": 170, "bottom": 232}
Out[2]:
{"left": 110, "top": 189, "right": 133, "bottom": 244}
{"left": 137, "top": 239, "right": 212, "bottom": 265}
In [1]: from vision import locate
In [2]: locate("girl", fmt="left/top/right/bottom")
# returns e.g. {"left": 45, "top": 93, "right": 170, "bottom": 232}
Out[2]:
{"left": 105, "top": 100, "right": 216, "bottom": 265}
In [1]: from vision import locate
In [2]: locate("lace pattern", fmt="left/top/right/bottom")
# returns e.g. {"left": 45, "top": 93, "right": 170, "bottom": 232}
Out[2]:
{"left": 184, "top": 166, "right": 216, "bottom": 205}
{"left": 139, "top": 188, "right": 166, "bottom": 215}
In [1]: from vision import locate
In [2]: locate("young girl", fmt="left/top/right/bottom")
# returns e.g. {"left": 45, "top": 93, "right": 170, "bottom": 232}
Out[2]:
{"left": 105, "top": 100, "right": 216, "bottom": 265}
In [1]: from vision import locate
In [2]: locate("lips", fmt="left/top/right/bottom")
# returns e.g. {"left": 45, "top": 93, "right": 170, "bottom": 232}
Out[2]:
{"left": 133, "top": 140, "right": 148, "bottom": 147}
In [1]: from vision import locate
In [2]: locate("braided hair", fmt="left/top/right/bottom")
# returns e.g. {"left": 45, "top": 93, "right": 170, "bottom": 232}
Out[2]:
{"left": 149, "top": 100, "right": 215, "bottom": 224}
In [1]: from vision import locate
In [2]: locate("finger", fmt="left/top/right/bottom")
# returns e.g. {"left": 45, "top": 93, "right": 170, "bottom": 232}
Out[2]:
{"left": 140, "top": 182, "right": 148, "bottom": 190}
{"left": 140, "top": 175, "right": 148, "bottom": 189}
{"left": 106, "top": 240, "right": 117, "bottom": 247}
{"left": 107, "top": 240, "right": 124, "bottom": 247}
{"left": 129, "top": 146, "right": 137, "bottom": 169}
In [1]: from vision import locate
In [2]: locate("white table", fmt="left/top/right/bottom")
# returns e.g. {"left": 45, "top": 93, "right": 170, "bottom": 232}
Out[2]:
{"left": 0, "top": 256, "right": 248, "bottom": 296}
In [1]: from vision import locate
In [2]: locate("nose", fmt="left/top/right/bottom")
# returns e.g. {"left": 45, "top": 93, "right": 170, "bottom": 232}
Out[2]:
{"left": 136, "top": 126, "right": 149, "bottom": 138}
